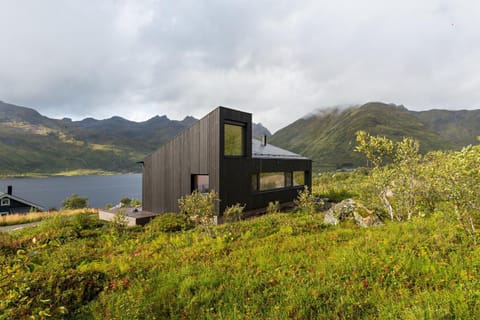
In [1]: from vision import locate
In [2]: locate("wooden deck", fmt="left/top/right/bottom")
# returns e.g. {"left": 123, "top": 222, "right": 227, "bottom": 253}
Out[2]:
{"left": 99, "top": 207, "right": 161, "bottom": 226}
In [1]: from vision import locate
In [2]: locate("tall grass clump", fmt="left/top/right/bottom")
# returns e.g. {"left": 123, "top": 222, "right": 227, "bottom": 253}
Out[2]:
{"left": 294, "top": 186, "right": 317, "bottom": 213}
{"left": 0, "top": 208, "right": 97, "bottom": 226}
{"left": 224, "top": 203, "right": 245, "bottom": 223}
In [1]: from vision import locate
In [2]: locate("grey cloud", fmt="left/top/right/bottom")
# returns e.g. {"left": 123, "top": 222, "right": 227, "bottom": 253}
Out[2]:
{"left": 0, "top": 0, "right": 479, "bottom": 132}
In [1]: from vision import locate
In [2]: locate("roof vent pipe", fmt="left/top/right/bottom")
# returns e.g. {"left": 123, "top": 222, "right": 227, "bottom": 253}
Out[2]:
{"left": 7, "top": 185, "right": 12, "bottom": 195}
{"left": 261, "top": 135, "right": 267, "bottom": 146}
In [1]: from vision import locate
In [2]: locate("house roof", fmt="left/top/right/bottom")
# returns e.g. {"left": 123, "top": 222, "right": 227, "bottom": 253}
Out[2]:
{"left": 0, "top": 192, "right": 46, "bottom": 211}
{"left": 252, "top": 139, "right": 308, "bottom": 159}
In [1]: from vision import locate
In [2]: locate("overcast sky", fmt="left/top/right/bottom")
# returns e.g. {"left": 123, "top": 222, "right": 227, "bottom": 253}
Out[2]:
{"left": 1, "top": 0, "right": 479, "bottom": 132}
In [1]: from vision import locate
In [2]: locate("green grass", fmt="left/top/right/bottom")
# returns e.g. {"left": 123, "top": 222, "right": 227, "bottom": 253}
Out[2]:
{"left": 1, "top": 209, "right": 479, "bottom": 319}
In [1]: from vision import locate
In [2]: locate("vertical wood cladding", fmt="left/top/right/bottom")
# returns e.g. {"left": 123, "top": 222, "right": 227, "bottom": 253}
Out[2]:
{"left": 142, "top": 106, "right": 312, "bottom": 216}
{"left": 143, "top": 108, "right": 220, "bottom": 213}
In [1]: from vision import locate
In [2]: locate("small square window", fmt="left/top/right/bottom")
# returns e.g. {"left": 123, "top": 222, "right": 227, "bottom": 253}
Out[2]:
{"left": 1, "top": 198, "right": 10, "bottom": 206}
{"left": 192, "top": 175, "right": 210, "bottom": 193}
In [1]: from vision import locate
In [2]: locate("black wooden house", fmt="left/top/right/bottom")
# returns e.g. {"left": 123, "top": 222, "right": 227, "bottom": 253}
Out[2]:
{"left": 142, "top": 107, "right": 312, "bottom": 219}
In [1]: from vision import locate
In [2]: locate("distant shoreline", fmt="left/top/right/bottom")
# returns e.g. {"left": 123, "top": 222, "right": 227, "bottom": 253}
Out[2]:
{"left": 0, "top": 169, "right": 142, "bottom": 179}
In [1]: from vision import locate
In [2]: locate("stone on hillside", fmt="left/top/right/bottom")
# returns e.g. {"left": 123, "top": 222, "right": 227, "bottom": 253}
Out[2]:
{"left": 323, "top": 211, "right": 339, "bottom": 226}
{"left": 323, "top": 199, "right": 382, "bottom": 227}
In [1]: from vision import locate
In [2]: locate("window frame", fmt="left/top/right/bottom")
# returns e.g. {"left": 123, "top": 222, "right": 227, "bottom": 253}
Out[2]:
{"left": 1, "top": 198, "right": 10, "bottom": 206}
{"left": 223, "top": 120, "right": 246, "bottom": 157}
{"left": 191, "top": 174, "right": 210, "bottom": 194}
{"left": 251, "top": 171, "right": 306, "bottom": 193}
{"left": 293, "top": 171, "right": 305, "bottom": 186}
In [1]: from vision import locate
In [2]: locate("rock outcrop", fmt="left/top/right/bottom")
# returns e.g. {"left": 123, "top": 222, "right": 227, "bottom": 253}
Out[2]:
{"left": 323, "top": 199, "right": 382, "bottom": 227}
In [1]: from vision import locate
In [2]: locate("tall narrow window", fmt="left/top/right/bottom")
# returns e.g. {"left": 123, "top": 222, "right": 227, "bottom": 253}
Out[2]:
{"left": 251, "top": 174, "right": 258, "bottom": 192}
{"left": 285, "top": 172, "right": 292, "bottom": 187}
{"left": 192, "top": 175, "right": 210, "bottom": 193}
{"left": 224, "top": 123, "right": 245, "bottom": 156}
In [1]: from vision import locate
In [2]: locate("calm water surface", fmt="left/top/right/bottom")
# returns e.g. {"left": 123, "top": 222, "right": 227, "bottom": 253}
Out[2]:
{"left": 0, "top": 174, "right": 141, "bottom": 210}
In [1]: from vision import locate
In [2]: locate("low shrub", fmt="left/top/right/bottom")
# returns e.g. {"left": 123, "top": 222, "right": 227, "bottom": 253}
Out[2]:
{"left": 62, "top": 193, "right": 88, "bottom": 209}
{"left": 294, "top": 186, "right": 316, "bottom": 214}
{"left": 224, "top": 203, "right": 245, "bottom": 223}
{"left": 266, "top": 201, "right": 280, "bottom": 214}
{"left": 178, "top": 190, "right": 219, "bottom": 233}
{"left": 146, "top": 213, "right": 194, "bottom": 233}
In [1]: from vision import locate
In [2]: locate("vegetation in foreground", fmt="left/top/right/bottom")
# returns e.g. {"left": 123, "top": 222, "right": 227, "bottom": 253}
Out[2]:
{"left": 1, "top": 133, "right": 480, "bottom": 319}
{"left": 0, "top": 209, "right": 97, "bottom": 227}
{"left": 0, "top": 207, "right": 479, "bottom": 319}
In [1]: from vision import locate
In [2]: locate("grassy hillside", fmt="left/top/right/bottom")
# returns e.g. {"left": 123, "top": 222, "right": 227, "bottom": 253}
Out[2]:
{"left": 270, "top": 102, "right": 480, "bottom": 171}
{"left": 1, "top": 207, "right": 479, "bottom": 319}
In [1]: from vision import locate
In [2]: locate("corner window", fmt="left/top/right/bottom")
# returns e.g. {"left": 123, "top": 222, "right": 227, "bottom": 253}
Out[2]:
{"left": 224, "top": 123, "right": 245, "bottom": 156}
{"left": 293, "top": 171, "right": 305, "bottom": 186}
{"left": 192, "top": 175, "right": 210, "bottom": 193}
{"left": 1, "top": 198, "right": 10, "bottom": 206}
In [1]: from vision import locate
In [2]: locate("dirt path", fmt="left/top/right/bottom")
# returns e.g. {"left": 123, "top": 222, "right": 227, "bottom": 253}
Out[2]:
{"left": 0, "top": 221, "right": 41, "bottom": 233}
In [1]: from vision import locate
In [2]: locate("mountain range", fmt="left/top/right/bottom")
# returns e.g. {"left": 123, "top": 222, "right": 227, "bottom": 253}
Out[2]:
{"left": 0, "top": 101, "right": 271, "bottom": 176}
{"left": 270, "top": 102, "right": 480, "bottom": 171}
{"left": 1, "top": 100, "right": 479, "bottom": 175}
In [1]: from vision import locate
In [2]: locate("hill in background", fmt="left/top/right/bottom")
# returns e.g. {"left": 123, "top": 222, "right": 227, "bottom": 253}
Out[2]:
{"left": 2, "top": 100, "right": 480, "bottom": 175}
{"left": 0, "top": 101, "right": 197, "bottom": 175}
{"left": 270, "top": 102, "right": 480, "bottom": 171}
{"left": 0, "top": 101, "right": 272, "bottom": 176}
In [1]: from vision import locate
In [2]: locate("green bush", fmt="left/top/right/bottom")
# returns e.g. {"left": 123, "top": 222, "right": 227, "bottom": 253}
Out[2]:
{"left": 178, "top": 190, "right": 219, "bottom": 232}
{"left": 266, "top": 201, "right": 280, "bottom": 214}
{"left": 120, "top": 197, "right": 131, "bottom": 206}
{"left": 130, "top": 198, "right": 142, "bottom": 207}
{"left": 294, "top": 186, "right": 316, "bottom": 214}
{"left": 146, "top": 213, "right": 194, "bottom": 233}
{"left": 111, "top": 209, "right": 128, "bottom": 233}
{"left": 62, "top": 193, "right": 88, "bottom": 209}
{"left": 224, "top": 203, "right": 245, "bottom": 223}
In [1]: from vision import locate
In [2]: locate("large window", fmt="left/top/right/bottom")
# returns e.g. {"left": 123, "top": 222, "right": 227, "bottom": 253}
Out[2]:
{"left": 192, "top": 175, "right": 210, "bottom": 193}
{"left": 252, "top": 171, "right": 307, "bottom": 192}
{"left": 259, "top": 172, "right": 285, "bottom": 191}
{"left": 224, "top": 123, "right": 245, "bottom": 156}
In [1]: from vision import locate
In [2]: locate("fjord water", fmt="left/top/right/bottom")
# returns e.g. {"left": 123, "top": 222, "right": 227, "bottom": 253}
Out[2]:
{"left": 0, "top": 174, "right": 141, "bottom": 210}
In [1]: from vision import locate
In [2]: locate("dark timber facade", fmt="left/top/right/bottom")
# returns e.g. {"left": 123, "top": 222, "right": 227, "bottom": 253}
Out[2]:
{"left": 0, "top": 186, "right": 45, "bottom": 215}
{"left": 142, "top": 107, "right": 312, "bottom": 217}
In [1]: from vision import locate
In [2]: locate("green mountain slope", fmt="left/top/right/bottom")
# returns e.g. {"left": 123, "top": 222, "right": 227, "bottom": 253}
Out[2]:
{"left": 0, "top": 101, "right": 272, "bottom": 176}
{"left": 270, "top": 102, "right": 480, "bottom": 171}
{"left": 0, "top": 101, "right": 196, "bottom": 176}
